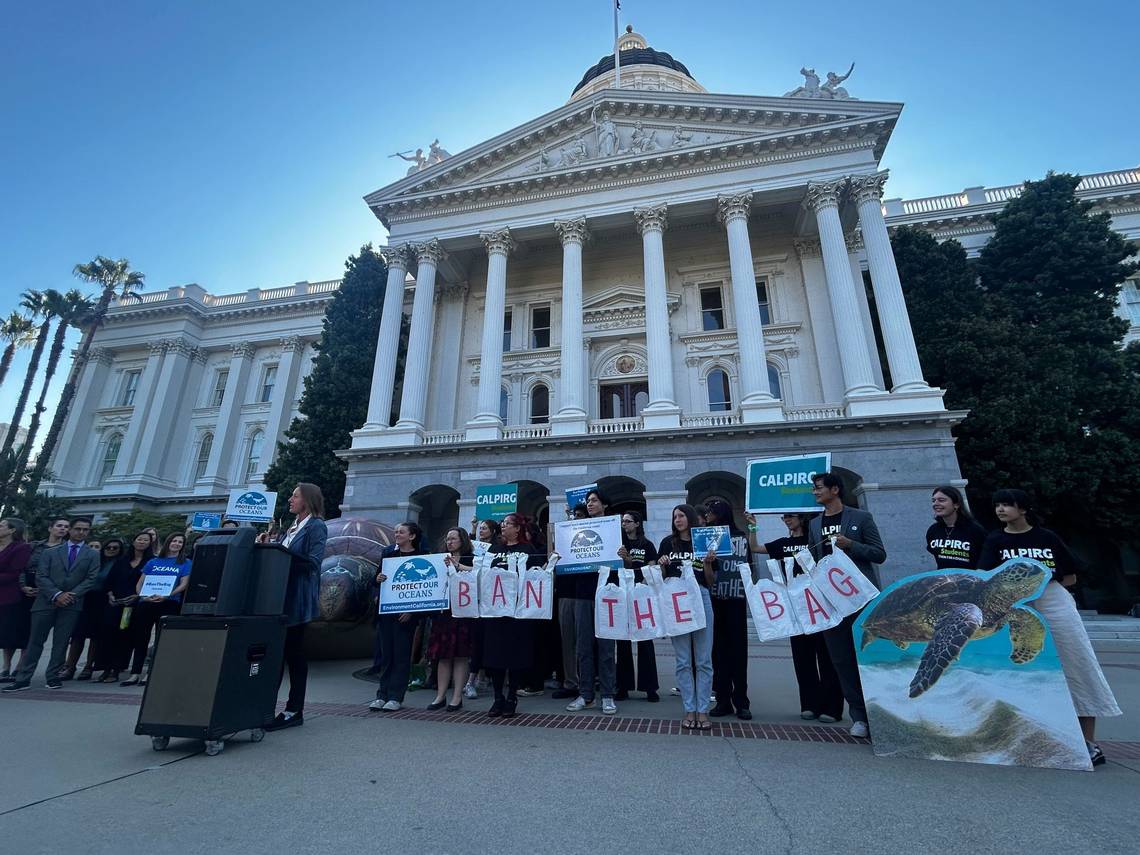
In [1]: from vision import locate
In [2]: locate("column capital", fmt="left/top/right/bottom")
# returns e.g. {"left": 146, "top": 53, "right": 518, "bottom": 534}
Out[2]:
{"left": 191, "top": 347, "right": 209, "bottom": 365}
{"left": 554, "top": 218, "right": 590, "bottom": 246}
{"left": 438, "top": 281, "right": 470, "bottom": 302}
{"left": 848, "top": 171, "right": 890, "bottom": 206}
{"left": 164, "top": 338, "right": 195, "bottom": 358}
{"left": 804, "top": 180, "right": 846, "bottom": 213}
{"left": 90, "top": 346, "right": 114, "bottom": 366}
{"left": 232, "top": 341, "right": 257, "bottom": 359}
{"left": 148, "top": 340, "right": 168, "bottom": 356}
{"left": 845, "top": 228, "right": 865, "bottom": 253}
{"left": 412, "top": 239, "right": 447, "bottom": 266}
{"left": 633, "top": 204, "right": 668, "bottom": 235}
{"left": 793, "top": 237, "right": 822, "bottom": 260}
{"left": 716, "top": 191, "right": 754, "bottom": 224}
{"left": 379, "top": 243, "right": 412, "bottom": 271}
{"left": 280, "top": 335, "right": 304, "bottom": 352}
{"left": 479, "top": 228, "right": 515, "bottom": 257}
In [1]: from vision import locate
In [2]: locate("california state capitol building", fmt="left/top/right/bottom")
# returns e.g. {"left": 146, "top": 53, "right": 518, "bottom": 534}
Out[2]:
{"left": 45, "top": 30, "right": 1140, "bottom": 585}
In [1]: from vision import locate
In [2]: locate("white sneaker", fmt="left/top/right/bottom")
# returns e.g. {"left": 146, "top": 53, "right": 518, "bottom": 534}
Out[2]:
{"left": 382, "top": 700, "right": 402, "bottom": 711}
{"left": 670, "top": 687, "right": 680, "bottom": 696}
{"left": 565, "top": 696, "right": 594, "bottom": 712}
{"left": 601, "top": 697, "right": 617, "bottom": 715}
{"left": 849, "top": 721, "right": 870, "bottom": 738}
{"left": 368, "top": 699, "right": 386, "bottom": 711}
{"left": 463, "top": 683, "right": 478, "bottom": 699}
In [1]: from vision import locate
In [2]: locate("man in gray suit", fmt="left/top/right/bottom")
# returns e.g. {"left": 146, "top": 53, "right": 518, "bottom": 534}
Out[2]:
{"left": 3, "top": 517, "right": 100, "bottom": 691}
{"left": 807, "top": 473, "right": 886, "bottom": 739}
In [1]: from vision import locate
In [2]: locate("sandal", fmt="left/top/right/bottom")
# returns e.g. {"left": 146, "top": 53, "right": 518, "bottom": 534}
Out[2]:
{"left": 697, "top": 715, "right": 712, "bottom": 731}
{"left": 682, "top": 714, "right": 697, "bottom": 730}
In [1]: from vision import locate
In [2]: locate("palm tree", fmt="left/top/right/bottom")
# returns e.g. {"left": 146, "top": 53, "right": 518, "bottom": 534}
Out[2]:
{"left": 1, "top": 290, "right": 58, "bottom": 459}
{"left": 9, "top": 290, "right": 95, "bottom": 492}
{"left": 0, "top": 313, "right": 37, "bottom": 390}
{"left": 28, "top": 257, "right": 144, "bottom": 493}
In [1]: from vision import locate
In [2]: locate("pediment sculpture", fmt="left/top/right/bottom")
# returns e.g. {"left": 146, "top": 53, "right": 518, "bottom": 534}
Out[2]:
{"left": 785, "top": 63, "right": 856, "bottom": 100}
{"left": 391, "top": 139, "right": 453, "bottom": 175}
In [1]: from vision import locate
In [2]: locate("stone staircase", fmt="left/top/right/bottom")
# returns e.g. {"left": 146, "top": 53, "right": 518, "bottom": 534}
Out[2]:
{"left": 1080, "top": 611, "right": 1140, "bottom": 642}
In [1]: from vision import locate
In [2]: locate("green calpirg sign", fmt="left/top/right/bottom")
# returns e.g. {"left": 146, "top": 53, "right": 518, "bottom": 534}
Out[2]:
{"left": 475, "top": 482, "right": 518, "bottom": 521}
{"left": 745, "top": 453, "right": 831, "bottom": 514}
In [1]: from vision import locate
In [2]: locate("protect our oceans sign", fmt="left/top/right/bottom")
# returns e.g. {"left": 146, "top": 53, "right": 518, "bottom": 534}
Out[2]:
{"left": 225, "top": 489, "right": 277, "bottom": 523}
{"left": 692, "top": 526, "right": 732, "bottom": 556}
{"left": 745, "top": 453, "right": 831, "bottom": 514}
{"left": 379, "top": 553, "right": 449, "bottom": 614}
{"left": 553, "top": 515, "right": 622, "bottom": 575}
{"left": 475, "top": 483, "right": 518, "bottom": 521}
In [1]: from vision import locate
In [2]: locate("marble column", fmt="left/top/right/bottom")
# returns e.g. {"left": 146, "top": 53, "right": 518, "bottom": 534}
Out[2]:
{"left": 794, "top": 239, "right": 845, "bottom": 403}
{"left": 850, "top": 172, "right": 931, "bottom": 393}
{"left": 202, "top": 341, "right": 257, "bottom": 489}
{"left": 717, "top": 192, "right": 783, "bottom": 423}
{"left": 50, "top": 347, "right": 113, "bottom": 488}
{"left": 846, "top": 229, "right": 886, "bottom": 390}
{"left": 393, "top": 239, "right": 446, "bottom": 437}
{"left": 260, "top": 336, "right": 304, "bottom": 474}
{"left": 111, "top": 341, "right": 166, "bottom": 479}
{"left": 467, "top": 229, "right": 514, "bottom": 441}
{"left": 633, "top": 204, "right": 681, "bottom": 429}
{"left": 361, "top": 244, "right": 410, "bottom": 431}
{"left": 132, "top": 338, "right": 195, "bottom": 482}
{"left": 805, "top": 180, "right": 878, "bottom": 399}
{"left": 551, "top": 218, "right": 589, "bottom": 436}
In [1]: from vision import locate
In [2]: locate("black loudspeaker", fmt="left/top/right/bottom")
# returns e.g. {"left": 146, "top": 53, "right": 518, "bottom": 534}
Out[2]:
{"left": 134, "top": 616, "right": 286, "bottom": 741}
{"left": 183, "top": 528, "right": 256, "bottom": 616}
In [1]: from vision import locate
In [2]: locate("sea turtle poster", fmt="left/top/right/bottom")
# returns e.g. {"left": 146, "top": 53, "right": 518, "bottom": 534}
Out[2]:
{"left": 853, "top": 559, "right": 1092, "bottom": 771}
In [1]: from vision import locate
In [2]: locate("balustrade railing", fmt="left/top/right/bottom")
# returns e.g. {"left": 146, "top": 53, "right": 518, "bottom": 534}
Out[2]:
{"left": 588, "top": 417, "right": 643, "bottom": 434}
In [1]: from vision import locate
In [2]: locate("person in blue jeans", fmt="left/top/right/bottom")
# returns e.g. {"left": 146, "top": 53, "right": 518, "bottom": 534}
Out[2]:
{"left": 657, "top": 504, "right": 716, "bottom": 731}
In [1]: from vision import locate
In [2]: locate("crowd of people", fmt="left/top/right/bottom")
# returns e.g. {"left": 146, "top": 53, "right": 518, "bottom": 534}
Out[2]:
{"left": 0, "top": 476, "right": 1122, "bottom": 767}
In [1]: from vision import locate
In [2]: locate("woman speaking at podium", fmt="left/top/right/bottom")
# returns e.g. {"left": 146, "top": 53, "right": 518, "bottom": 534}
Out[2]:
{"left": 265, "top": 483, "right": 327, "bottom": 731}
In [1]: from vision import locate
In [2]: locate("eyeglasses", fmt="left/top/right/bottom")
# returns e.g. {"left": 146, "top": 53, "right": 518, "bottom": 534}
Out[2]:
{"left": 502, "top": 520, "right": 519, "bottom": 527}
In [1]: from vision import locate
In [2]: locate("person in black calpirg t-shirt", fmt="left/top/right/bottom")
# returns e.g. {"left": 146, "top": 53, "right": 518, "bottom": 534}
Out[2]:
{"left": 613, "top": 511, "right": 659, "bottom": 702}
{"left": 977, "top": 488, "right": 1121, "bottom": 767}
{"left": 925, "top": 485, "right": 988, "bottom": 569}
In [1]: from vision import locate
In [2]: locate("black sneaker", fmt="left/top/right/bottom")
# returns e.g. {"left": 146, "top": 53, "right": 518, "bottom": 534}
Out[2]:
{"left": 646, "top": 691, "right": 660, "bottom": 703}
{"left": 1, "top": 680, "right": 30, "bottom": 693}
{"left": 709, "top": 703, "right": 734, "bottom": 718}
{"left": 1088, "top": 742, "right": 1106, "bottom": 767}
{"left": 487, "top": 698, "right": 505, "bottom": 718}
{"left": 46, "top": 679, "right": 63, "bottom": 690}
{"left": 736, "top": 708, "right": 753, "bottom": 721}
{"left": 264, "top": 712, "right": 303, "bottom": 731}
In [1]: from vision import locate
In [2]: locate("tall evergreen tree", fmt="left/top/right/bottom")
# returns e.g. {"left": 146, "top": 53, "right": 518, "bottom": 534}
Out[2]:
{"left": 264, "top": 245, "right": 404, "bottom": 520}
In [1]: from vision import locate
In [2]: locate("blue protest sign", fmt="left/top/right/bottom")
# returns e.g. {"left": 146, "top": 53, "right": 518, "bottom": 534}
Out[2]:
{"left": 692, "top": 526, "right": 733, "bottom": 556}
{"left": 191, "top": 512, "right": 223, "bottom": 532}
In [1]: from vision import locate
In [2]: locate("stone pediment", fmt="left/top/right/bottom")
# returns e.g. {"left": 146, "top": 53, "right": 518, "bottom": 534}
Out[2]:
{"left": 366, "top": 90, "right": 901, "bottom": 227}
{"left": 582, "top": 285, "right": 680, "bottom": 332}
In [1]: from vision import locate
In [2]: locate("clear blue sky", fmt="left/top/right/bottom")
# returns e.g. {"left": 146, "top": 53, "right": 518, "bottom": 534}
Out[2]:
{"left": 1, "top": 0, "right": 1137, "bottom": 438}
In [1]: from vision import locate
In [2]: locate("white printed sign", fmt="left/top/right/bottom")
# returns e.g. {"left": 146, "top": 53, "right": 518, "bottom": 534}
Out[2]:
{"left": 225, "top": 489, "right": 278, "bottom": 523}
{"left": 139, "top": 574, "right": 178, "bottom": 598}
{"left": 553, "top": 516, "right": 622, "bottom": 575}
{"left": 379, "top": 553, "right": 449, "bottom": 614}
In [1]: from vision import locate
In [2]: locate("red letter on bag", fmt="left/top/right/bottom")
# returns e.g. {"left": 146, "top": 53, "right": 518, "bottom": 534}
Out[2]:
{"left": 525, "top": 579, "right": 543, "bottom": 608}
{"left": 828, "top": 567, "right": 857, "bottom": 597}
{"left": 602, "top": 596, "right": 619, "bottom": 627}
{"left": 632, "top": 597, "right": 655, "bottom": 629}
{"left": 671, "top": 591, "right": 693, "bottom": 624}
{"left": 458, "top": 580, "right": 471, "bottom": 608}
{"left": 760, "top": 589, "right": 784, "bottom": 620}
{"left": 491, "top": 575, "right": 507, "bottom": 606}
{"left": 804, "top": 588, "right": 831, "bottom": 625}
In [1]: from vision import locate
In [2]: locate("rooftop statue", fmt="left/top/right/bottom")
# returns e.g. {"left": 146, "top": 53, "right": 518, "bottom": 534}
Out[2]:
{"left": 785, "top": 63, "right": 856, "bottom": 100}
{"left": 391, "top": 148, "right": 428, "bottom": 175}
{"left": 428, "top": 139, "right": 452, "bottom": 163}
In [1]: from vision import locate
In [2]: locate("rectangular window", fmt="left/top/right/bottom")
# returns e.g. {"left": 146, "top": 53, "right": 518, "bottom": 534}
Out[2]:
{"left": 119, "top": 371, "right": 141, "bottom": 407}
{"left": 260, "top": 365, "right": 277, "bottom": 403}
{"left": 502, "top": 309, "right": 513, "bottom": 352}
{"left": 530, "top": 306, "right": 551, "bottom": 349}
{"left": 700, "top": 286, "right": 725, "bottom": 331}
{"left": 211, "top": 369, "right": 229, "bottom": 407}
{"left": 1124, "top": 281, "right": 1140, "bottom": 324}
{"left": 756, "top": 279, "right": 771, "bottom": 326}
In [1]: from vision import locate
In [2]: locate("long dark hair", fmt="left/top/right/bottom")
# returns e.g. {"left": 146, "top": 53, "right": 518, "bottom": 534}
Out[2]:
{"left": 475, "top": 519, "right": 501, "bottom": 544}
{"left": 585, "top": 489, "right": 608, "bottom": 517}
{"left": 129, "top": 530, "right": 154, "bottom": 562}
{"left": 295, "top": 482, "right": 325, "bottom": 519}
{"left": 100, "top": 537, "right": 125, "bottom": 563}
{"left": 160, "top": 532, "right": 186, "bottom": 562}
{"left": 670, "top": 504, "right": 699, "bottom": 539}
{"left": 397, "top": 521, "right": 424, "bottom": 551}
{"left": 444, "top": 526, "right": 473, "bottom": 556}
{"left": 992, "top": 488, "right": 1039, "bottom": 525}
{"left": 501, "top": 513, "right": 531, "bottom": 545}
{"left": 621, "top": 510, "right": 645, "bottom": 542}
{"left": 932, "top": 485, "right": 974, "bottom": 524}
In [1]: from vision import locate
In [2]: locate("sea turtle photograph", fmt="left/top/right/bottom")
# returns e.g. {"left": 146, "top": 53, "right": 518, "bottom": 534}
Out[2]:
{"left": 859, "top": 560, "right": 1048, "bottom": 697}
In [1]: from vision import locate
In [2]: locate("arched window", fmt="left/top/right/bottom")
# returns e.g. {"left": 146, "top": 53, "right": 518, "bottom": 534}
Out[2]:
{"left": 194, "top": 433, "right": 213, "bottom": 481}
{"left": 499, "top": 386, "right": 509, "bottom": 423}
{"left": 245, "top": 430, "right": 265, "bottom": 481}
{"left": 707, "top": 369, "right": 732, "bottom": 412}
{"left": 529, "top": 384, "right": 550, "bottom": 424}
{"left": 99, "top": 433, "right": 122, "bottom": 484}
{"left": 767, "top": 363, "right": 783, "bottom": 400}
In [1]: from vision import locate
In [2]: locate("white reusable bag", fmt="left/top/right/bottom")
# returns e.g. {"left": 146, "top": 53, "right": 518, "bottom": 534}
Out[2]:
{"left": 479, "top": 553, "right": 520, "bottom": 618}
{"left": 447, "top": 561, "right": 480, "bottom": 618}
{"left": 786, "top": 551, "right": 842, "bottom": 634}
{"left": 739, "top": 560, "right": 800, "bottom": 642}
{"left": 594, "top": 568, "right": 631, "bottom": 640}
{"left": 516, "top": 553, "right": 556, "bottom": 620}
{"left": 808, "top": 538, "right": 880, "bottom": 617}
{"left": 658, "top": 560, "right": 708, "bottom": 637}
{"left": 628, "top": 568, "right": 667, "bottom": 641}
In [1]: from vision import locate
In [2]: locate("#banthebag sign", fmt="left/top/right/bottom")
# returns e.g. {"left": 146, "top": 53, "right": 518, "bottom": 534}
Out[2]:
{"left": 745, "top": 453, "right": 830, "bottom": 514}
{"left": 139, "top": 574, "right": 177, "bottom": 598}
{"left": 691, "top": 526, "right": 732, "bottom": 556}
{"left": 553, "top": 515, "right": 622, "bottom": 575}
{"left": 379, "top": 553, "right": 449, "bottom": 614}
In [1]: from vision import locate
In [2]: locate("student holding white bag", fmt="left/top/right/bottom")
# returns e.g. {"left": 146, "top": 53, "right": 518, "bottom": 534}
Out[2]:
{"left": 427, "top": 528, "right": 476, "bottom": 712}
{"left": 657, "top": 504, "right": 716, "bottom": 731}
{"left": 483, "top": 513, "right": 539, "bottom": 718}
{"left": 614, "top": 512, "right": 660, "bottom": 702}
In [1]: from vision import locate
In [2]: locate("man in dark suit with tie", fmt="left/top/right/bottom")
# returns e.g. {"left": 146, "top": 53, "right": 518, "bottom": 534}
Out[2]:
{"left": 3, "top": 517, "right": 101, "bottom": 691}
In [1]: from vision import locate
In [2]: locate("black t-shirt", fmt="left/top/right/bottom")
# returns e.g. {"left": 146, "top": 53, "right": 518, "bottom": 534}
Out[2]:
{"left": 925, "top": 519, "right": 988, "bottom": 570}
{"left": 607, "top": 535, "right": 658, "bottom": 585}
{"left": 978, "top": 527, "right": 1076, "bottom": 584}
{"left": 657, "top": 535, "right": 708, "bottom": 588}
{"left": 764, "top": 534, "right": 810, "bottom": 575}
{"left": 819, "top": 513, "right": 844, "bottom": 557}
{"left": 489, "top": 541, "right": 539, "bottom": 566}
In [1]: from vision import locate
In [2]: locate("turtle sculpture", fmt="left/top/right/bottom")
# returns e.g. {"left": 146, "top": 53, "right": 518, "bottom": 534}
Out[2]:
{"left": 859, "top": 561, "right": 1048, "bottom": 698}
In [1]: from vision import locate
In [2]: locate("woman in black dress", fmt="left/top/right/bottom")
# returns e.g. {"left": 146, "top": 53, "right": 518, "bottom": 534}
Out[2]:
{"left": 427, "top": 527, "right": 475, "bottom": 711}
{"left": 68, "top": 539, "right": 123, "bottom": 681}
{"left": 483, "top": 512, "right": 538, "bottom": 718}
{"left": 99, "top": 531, "right": 153, "bottom": 684}
{"left": 614, "top": 511, "right": 660, "bottom": 702}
